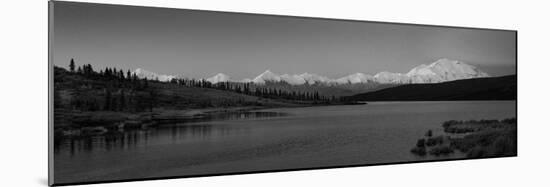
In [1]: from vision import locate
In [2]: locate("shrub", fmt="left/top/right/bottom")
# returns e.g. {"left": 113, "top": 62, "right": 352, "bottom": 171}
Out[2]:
{"left": 411, "top": 147, "right": 427, "bottom": 156}
{"left": 500, "top": 118, "right": 516, "bottom": 124}
{"left": 416, "top": 139, "right": 426, "bottom": 147}
{"left": 425, "top": 130, "right": 433, "bottom": 137}
{"left": 426, "top": 135, "right": 445, "bottom": 146}
{"left": 412, "top": 118, "right": 516, "bottom": 158}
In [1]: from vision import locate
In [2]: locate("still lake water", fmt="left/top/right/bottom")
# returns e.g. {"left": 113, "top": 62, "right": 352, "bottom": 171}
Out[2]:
{"left": 54, "top": 101, "right": 516, "bottom": 183}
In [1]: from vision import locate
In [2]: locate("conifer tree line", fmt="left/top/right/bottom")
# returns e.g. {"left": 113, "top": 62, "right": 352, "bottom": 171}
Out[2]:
{"left": 69, "top": 58, "right": 141, "bottom": 83}
{"left": 64, "top": 59, "right": 154, "bottom": 113}
{"left": 169, "top": 78, "right": 337, "bottom": 103}
{"left": 63, "top": 59, "right": 338, "bottom": 112}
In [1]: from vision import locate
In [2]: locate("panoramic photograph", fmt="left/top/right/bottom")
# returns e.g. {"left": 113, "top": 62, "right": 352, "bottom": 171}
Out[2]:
{"left": 50, "top": 1, "right": 517, "bottom": 185}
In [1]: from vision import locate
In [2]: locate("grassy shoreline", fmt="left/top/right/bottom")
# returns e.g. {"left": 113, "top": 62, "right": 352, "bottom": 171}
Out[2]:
{"left": 411, "top": 118, "right": 517, "bottom": 158}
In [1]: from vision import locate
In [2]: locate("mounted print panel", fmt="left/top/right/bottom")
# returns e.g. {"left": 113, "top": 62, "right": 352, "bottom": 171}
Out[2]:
{"left": 49, "top": 1, "right": 517, "bottom": 186}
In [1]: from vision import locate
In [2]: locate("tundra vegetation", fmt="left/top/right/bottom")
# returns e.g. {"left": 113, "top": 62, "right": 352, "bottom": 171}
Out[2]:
{"left": 411, "top": 118, "right": 516, "bottom": 158}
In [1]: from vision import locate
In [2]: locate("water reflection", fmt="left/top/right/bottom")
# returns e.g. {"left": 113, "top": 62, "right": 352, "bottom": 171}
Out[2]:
{"left": 54, "top": 111, "right": 286, "bottom": 156}
{"left": 173, "top": 111, "right": 288, "bottom": 123}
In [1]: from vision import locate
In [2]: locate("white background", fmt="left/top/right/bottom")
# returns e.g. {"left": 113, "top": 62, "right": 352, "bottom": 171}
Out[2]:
{"left": 1, "top": 0, "right": 548, "bottom": 186}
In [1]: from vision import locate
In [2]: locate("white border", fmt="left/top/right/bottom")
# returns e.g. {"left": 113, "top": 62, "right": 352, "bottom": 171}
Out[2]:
{"left": 2, "top": 0, "right": 549, "bottom": 187}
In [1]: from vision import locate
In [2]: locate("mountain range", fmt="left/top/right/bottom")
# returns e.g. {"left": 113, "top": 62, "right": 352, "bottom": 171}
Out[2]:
{"left": 133, "top": 58, "right": 490, "bottom": 85}
{"left": 133, "top": 68, "right": 182, "bottom": 82}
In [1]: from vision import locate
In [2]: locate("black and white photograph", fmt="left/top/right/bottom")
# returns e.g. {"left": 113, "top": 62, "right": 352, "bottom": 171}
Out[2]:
{"left": 49, "top": 1, "right": 517, "bottom": 186}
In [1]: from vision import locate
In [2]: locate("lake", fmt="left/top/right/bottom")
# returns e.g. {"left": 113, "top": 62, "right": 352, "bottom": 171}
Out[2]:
{"left": 54, "top": 101, "right": 516, "bottom": 184}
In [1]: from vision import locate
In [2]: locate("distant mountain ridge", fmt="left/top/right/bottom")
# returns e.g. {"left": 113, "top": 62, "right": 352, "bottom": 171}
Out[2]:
{"left": 206, "top": 73, "right": 231, "bottom": 84}
{"left": 134, "top": 58, "right": 490, "bottom": 85}
{"left": 133, "top": 68, "right": 182, "bottom": 82}
{"left": 344, "top": 75, "right": 516, "bottom": 101}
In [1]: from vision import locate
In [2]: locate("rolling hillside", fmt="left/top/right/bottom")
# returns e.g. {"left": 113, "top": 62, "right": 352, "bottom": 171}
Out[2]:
{"left": 345, "top": 75, "right": 516, "bottom": 101}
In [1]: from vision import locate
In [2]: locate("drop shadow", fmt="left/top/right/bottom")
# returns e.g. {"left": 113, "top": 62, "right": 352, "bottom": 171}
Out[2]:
{"left": 36, "top": 178, "right": 49, "bottom": 186}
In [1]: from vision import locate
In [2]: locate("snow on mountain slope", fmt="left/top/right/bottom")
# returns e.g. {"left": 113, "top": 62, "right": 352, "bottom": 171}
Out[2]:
{"left": 406, "top": 58, "right": 490, "bottom": 83}
{"left": 252, "top": 71, "right": 332, "bottom": 85}
{"left": 374, "top": 72, "right": 409, "bottom": 84}
{"left": 133, "top": 68, "right": 179, "bottom": 82}
{"left": 252, "top": 70, "right": 281, "bottom": 84}
{"left": 299, "top": 73, "right": 332, "bottom": 85}
{"left": 239, "top": 78, "right": 253, "bottom": 83}
{"left": 334, "top": 73, "right": 374, "bottom": 84}
{"left": 206, "top": 73, "right": 231, "bottom": 84}
{"left": 280, "top": 74, "right": 306, "bottom": 85}
{"left": 133, "top": 58, "right": 490, "bottom": 85}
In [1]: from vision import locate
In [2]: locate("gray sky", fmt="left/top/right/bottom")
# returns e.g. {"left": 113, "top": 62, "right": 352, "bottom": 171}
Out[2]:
{"left": 53, "top": 1, "right": 516, "bottom": 79}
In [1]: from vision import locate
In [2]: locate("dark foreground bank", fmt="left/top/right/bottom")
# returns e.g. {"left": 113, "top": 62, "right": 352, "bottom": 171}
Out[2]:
{"left": 411, "top": 118, "right": 517, "bottom": 158}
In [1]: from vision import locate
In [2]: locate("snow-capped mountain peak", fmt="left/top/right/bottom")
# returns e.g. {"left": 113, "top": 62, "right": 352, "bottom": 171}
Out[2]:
{"left": 406, "top": 58, "right": 489, "bottom": 83}
{"left": 298, "top": 72, "right": 331, "bottom": 84}
{"left": 206, "top": 73, "right": 231, "bottom": 84}
{"left": 280, "top": 74, "right": 306, "bottom": 85}
{"left": 253, "top": 70, "right": 281, "bottom": 84}
{"left": 133, "top": 68, "right": 180, "bottom": 82}
{"left": 251, "top": 71, "right": 333, "bottom": 85}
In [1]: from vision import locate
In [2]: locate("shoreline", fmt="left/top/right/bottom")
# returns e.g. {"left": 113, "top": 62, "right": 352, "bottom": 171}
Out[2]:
{"left": 54, "top": 103, "right": 332, "bottom": 136}
{"left": 54, "top": 100, "right": 508, "bottom": 135}
{"left": 53, "top": 101, "right": 366, "bottom": 137}
{"left": 55, "top": 106, "right": 271, "bottom": 127}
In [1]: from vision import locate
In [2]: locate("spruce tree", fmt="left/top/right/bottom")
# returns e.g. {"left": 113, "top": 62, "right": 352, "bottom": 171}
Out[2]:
{"left": 119, "top": 70, "right": 124, "bottom": 80}
{"left": 69, "top": 58, "right": 75, "bottom": 72}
